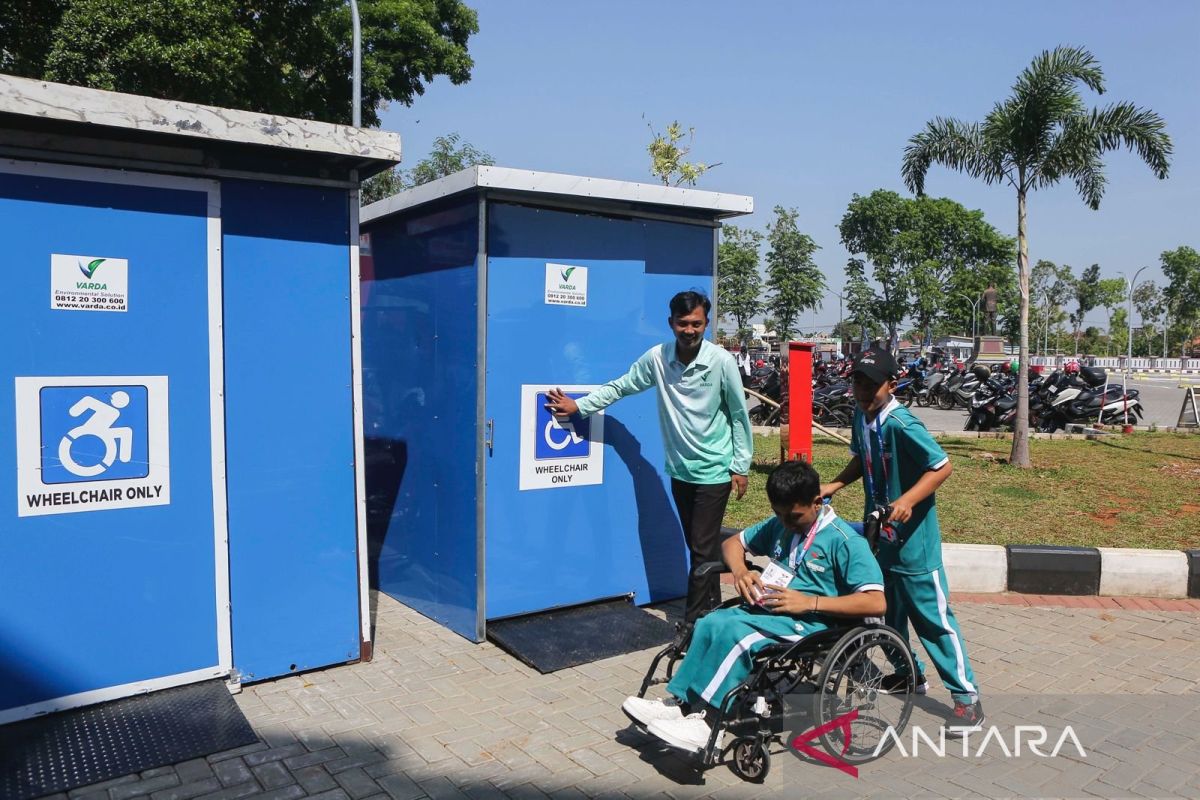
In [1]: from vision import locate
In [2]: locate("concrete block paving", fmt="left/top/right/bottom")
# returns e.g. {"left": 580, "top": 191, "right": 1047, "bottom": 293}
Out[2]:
{"left": 56, "top": 591, "right": 1200, "bottom": 800}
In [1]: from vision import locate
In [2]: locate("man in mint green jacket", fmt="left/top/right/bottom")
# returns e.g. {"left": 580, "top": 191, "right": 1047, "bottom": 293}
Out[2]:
{"left": 546, "top": 291, "right": 753, "bottom": 622}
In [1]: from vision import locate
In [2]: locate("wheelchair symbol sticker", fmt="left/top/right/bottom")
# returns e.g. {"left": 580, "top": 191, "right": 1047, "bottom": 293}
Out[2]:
{"left": 40, "top": 386, "right": 149, "bottom": 483}
{"left": 15, "top": 376, "right": 171, "bottom": 516}
{"left": 534, "top": 392, "right": 591, "bottom": 460}
{"left": 519, "top": 384, "right": 604, "bottom": 491}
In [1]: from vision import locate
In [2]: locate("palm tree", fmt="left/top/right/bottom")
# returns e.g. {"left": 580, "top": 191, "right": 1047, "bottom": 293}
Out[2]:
{"left": 901, "top": 46, "right": 1171, "bottom": 467}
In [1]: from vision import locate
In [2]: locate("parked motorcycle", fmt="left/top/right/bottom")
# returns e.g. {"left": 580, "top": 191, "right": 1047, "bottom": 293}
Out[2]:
{"left": 940, "top": 366, "right": 982, "bottom": 409}
{"left": 1039, "top": 364, "right": 1144, "bottom": 431}
{"left": 747, "top": 366, "right": 783, "bottom": 425}
{"left": 965, "top": 367, "right": 1017, "bottom": 431}
{"left": 915, "top": 368, "right": 945, "bottom": 407}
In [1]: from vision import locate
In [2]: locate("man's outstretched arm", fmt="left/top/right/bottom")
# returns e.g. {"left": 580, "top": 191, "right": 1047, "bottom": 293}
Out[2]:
{"left": 544, "top": 351, "right": 656, "bottom": 417}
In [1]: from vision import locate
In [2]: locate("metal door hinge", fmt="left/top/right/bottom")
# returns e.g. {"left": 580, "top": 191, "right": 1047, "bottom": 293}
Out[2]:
{"left": 484, "top": 419, "right": 494, "bottom": 453}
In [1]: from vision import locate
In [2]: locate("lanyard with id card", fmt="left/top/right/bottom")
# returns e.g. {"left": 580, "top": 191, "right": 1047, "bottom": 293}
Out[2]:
{"left": 760, "top": 507, "right": 827, "bottom": 592}
{"left": 861, "top": 417, "right": 899, "bottom": 544}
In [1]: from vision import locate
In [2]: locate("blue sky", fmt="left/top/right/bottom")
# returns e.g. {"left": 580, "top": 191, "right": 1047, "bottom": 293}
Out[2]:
{"left": 378, "top": 1, "right": 1199, "bottom": 331}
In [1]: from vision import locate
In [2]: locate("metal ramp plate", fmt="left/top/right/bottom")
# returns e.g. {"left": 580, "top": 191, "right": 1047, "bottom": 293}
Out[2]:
{"left": 0, "top": 680, "right": 257, "bottom": 800}
{"left": 487, "top": 598, "right": 675, "bottom": 673}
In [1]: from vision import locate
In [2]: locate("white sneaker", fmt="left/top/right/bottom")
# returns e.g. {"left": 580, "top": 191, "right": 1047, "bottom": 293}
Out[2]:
{"left": 622, "top": 696, "right": 684, "bottom": 727}
{"left": 647, "top": 713, "right": 714, "bottom": 753}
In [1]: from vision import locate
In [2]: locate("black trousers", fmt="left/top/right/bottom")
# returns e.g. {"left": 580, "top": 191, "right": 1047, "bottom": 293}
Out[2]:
{"left": 671, "top": 478, "right": 734, "bottom": 624}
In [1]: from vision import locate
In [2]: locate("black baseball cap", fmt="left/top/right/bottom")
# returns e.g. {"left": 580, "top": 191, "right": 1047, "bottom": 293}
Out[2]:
{"left": 851, "top": 346, "right": 899, "bottom": 384}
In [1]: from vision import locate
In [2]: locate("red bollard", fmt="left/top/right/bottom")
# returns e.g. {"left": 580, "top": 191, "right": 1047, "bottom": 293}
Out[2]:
{"left": 787, "top": 341, "right": 814, "bottom": 462}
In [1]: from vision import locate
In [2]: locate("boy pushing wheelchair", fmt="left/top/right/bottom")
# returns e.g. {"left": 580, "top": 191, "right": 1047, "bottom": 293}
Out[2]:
{"left": 622, "top": 460, "right": 888, "bottom": 753}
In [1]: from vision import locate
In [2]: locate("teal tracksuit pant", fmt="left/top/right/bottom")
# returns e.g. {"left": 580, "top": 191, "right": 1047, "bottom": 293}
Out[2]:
{"left": 666, "top": 605, "right": 825, "bottom": 711}
{"left": 886, "top": 567, "right": 978, "bottom": 704}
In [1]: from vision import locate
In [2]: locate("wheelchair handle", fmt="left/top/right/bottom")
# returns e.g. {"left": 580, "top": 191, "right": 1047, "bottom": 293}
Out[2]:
{"left": 862, "top": 504, "right": 893, "bottom": 555}
{"left": 695, "top": 560, "right": 760, "bottom": 577}
{"left": 866, "top": 504, "right": 893, "bottom": 523}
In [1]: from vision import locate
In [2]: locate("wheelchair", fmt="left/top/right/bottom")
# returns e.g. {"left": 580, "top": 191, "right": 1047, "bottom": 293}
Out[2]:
{"left": 631, "top": 562, "right": 917, "bottom": 782}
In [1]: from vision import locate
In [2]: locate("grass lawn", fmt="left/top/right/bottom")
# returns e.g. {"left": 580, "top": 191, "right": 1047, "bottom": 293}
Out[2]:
{"left": 724, "top": 432, "right": 1200, "bottom": 550}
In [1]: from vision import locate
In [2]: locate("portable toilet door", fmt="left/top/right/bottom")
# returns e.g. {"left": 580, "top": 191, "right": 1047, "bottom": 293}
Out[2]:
{"left": 0, "top": 159, "right": 230, "bottom": 722}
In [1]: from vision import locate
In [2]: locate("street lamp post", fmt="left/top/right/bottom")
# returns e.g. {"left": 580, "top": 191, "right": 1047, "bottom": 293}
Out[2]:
{"left": 956, "top": 293, "right": 981, "bottom": 340}
{"left": 830, "top": 291, "right": 845, "bottom": 355}
{"left": 349, "top": 0, "right": 362, "bottom": 127}
{"left": 1122, "top": 266, "right": 1148, "bottom": 425}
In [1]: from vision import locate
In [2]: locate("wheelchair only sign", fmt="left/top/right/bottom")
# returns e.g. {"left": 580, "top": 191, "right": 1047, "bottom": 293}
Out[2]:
{"left": 14, "top": 376, "right": 171, "bottom": 516}
{"left": 518, "top": 384, "right": 604, "bottom": 491}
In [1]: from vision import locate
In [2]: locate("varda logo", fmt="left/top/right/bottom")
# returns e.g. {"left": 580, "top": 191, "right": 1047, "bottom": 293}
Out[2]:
{"left": 77, "top": 258, "right": 107, "bottom": 289}
{"left": 557, "top": 266, "right": 579, "bottom": 290}
{"left": 79, "top": 258, "right": 105, "bottom": 279}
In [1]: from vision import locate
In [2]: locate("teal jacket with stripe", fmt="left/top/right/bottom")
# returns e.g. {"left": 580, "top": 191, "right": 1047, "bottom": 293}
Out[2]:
{"left": 576, "top": 339, "right": 753, "bottom": 484}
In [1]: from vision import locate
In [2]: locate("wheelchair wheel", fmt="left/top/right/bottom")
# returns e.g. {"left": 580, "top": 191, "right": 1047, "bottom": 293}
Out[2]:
{"left": 812, "top": 627, "right": 915, "bottom": 764}
{"left": 730, "top": 736, "right": 770, "bottom": 782}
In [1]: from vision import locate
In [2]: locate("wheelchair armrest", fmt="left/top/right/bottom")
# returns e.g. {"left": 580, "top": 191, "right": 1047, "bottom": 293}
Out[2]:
{"left": 695, "top": 560, "right": 761, "bottom": 577}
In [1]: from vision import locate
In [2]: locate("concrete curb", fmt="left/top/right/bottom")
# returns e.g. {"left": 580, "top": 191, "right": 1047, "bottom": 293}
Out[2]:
{"left": 941, "top": 543, "right": 1006, "bottom": 593}
{"left": 719, "top": 526, "right": 1197, "bottom": 599}
{"left": 942, "top": 543, "right": 1194, "bottom": 599}
{"left": 1099, "top": 548, "right": 1189, "bottom": 599}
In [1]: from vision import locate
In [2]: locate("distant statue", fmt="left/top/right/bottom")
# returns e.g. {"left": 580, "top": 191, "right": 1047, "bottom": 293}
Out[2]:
{"left": 982, "top": 284, "right": 999, "bottom": 336}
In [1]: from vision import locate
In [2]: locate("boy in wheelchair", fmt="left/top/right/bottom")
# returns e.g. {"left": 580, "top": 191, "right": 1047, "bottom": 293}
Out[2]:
{"left": 623, "top": 460, "right": 886, "bottom": 753}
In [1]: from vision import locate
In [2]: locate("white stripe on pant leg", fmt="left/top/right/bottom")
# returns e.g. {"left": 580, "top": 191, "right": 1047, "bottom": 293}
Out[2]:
{"left": 932, "top": 569, "right": 976, "bottom": 697}
{"left": 700, "top": 633, "right": 765, "bottom": 704}
{"left": 698, "top": 632, "right": 805, "bottom": 704}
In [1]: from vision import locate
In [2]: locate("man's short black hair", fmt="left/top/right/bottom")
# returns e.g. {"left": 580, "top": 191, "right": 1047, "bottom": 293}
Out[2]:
{"left": 669, "top": 290, "right": 711, "bottom": 318}
{"left": 766, "top": 460, "right": 822, "bottom": 506}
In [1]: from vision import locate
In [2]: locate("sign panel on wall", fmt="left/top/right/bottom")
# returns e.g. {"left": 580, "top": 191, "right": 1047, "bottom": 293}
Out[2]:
{"left": 544, "top": 263, "right": 588, "bottom": 307}
{"left": 518, "top": 384, "right": 604, "bottom": 490}
{"left": 50, "top": 254, "right": 129, "bottom": 312}
{"left": 15, "top": 376, "right": 171, "bottom": 516}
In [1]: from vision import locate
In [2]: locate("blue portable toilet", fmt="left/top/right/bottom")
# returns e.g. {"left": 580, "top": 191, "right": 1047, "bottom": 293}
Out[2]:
{"left": 0, "top": 75, "right": 400, "bottom": 723}
{"left": 360, "top": 166, "right": 752, "bottom": 641}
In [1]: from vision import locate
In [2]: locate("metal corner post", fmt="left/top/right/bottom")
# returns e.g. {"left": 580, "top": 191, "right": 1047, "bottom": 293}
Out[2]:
{"left": 711, "top": 225, "right": 720, "bottom": 335}
{"left": 474, "top": 192, "right": 489, "bottom": 642}
{"left": 347, "top": 176, "right": 372, "bottom": 657}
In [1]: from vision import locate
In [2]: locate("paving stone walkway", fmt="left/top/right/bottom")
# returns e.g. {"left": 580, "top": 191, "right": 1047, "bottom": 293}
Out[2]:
{"left": 50, "top": 591, "right": 1200, "bottom": 800}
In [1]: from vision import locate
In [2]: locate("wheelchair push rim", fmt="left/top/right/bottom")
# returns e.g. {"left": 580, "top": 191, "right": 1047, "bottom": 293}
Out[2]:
{"left": 811, "top": 626, "right": 916, "bottom": 765}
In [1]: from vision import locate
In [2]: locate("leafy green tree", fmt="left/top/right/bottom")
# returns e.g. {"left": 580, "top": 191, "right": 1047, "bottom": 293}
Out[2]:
{"left": 902, "top": 45, "right": 1171, "bottom": 467}
{"left": 361, "top": 167, "right": 407, "bottom": 206}
{"left": 0, "top": 1, "right": 69, "bottom": 75}
{"left": 2, "top": 0, "right": 479, "bottom": 126}
{"left": 1077, "top": 326, "right": 1107, "bottom": 357}
{"left": 844, "top": 259, "right": 880, "bottom": 346}
{"left": 764, "top": 207, "right": 825, "bottom": 343}
{"left": 1161, "top": 246, "right": 1200, "bottom": 357}
{"left": 1097, "top": 277, "right": 1127, "bottom": 355}
{"left": 904, "top": 196, "right": 1014, "bottom": 341}
{"left": 362, "top": 132, "right": 493, "bottom": 203}
{"left": 406, "top": 132, "right": 493, "bottom": 186}
{"left": 838, "top": 191, "right": 912, "bottom": 350}
{"left": 1030, "top": 260, "right": 1074, "bottom": 355}
{"left": 1132, "top": 281, "right": 1165, "bottom": 356}
{"left": 839, "top": 189, "right": 1013, "bottom": 348}
{"left": 717, "top": 225, "right": 764, "bottom": 349}
{"left": 1107, "top": 307, "right": 1128, "bottom": 358}
{"left": 646, "top": 119, "right": 719, "bottom": 186}
{"left": 831, "top": 318, "right": 883, "bottom": 345}
{"left": 1070, "top": 264, "right": 1103, "bottom": 354}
